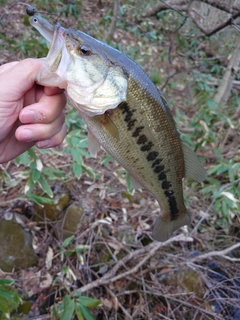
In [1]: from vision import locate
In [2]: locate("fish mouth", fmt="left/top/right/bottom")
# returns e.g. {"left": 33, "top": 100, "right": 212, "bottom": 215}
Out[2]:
{"left": 48, "top": 23, "right": 66, "bottom": 72}
{"left": 35, "top": 21, "right": 71, "bottom": 89}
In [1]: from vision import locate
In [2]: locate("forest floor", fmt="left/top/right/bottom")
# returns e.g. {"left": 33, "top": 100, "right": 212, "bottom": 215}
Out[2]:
{"left": 0, "top": 0, "right": 240, "bottom": 319}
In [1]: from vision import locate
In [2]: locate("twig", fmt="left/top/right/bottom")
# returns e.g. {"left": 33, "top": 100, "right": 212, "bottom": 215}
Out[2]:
{"left": 189, "top": 242, "right": 240, "bottom": 263}
{"left": 0, "top": 197, "right": 29, "bottom": 206}
{"left": 105, "top": 286, "right": 133, "bottom": 320}
{"left": 142, "top": 286, "right": 222, "bottom": 319}
{"left": 76, "top": 234, "right": 190, "bottom": 293}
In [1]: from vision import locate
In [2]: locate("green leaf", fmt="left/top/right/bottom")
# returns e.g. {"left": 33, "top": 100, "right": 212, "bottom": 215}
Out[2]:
{"left": 51, "top": 304, "right": 59, "bottom": 319}
{"left": 0, "top": 285, "right": 21, "bottom": 312}
{"left": 31, "top": 168, "right": 41, "bottom": 183}
{"left": 0, "top": 298, "right": 10, "bottom": 314}
{"left": 0, "top": 280, "right": 14, "bottom": 286}
{"left": 37, "top": 175, "right": 53, "bottom": 198}
{"left": 72, "top": 163, "right": 82, "bottom": 179}
{"left": 78, "top": 296, "right": 101, "bottom": 308}
{"left": 78, "top": 148, "right": 90, "bottom": 157}
{"left": 26, "top": 194, "right": 54, "bottom": 205}
{"left": 62, "top": 235, "right": 75, "bottom": 247}
{"left": 15, "top": 151, "right": 31, "bottom": 166}
{"left": 60, "top": 295, "right": 75, "bottom": 320}
{"left": 75, "top": 303, "right": 84, "bottom": 320}
{"left": 78, "top": 304, "right": 96, "bottom": 320}
{"left": 126, "top": 172, "right": 133, "bottom": 194}
{"left": 71, "top": 149, "right": 82, "bottom": 164}
{"left": 81, "top": 165, "right": 95, "bottom": 179}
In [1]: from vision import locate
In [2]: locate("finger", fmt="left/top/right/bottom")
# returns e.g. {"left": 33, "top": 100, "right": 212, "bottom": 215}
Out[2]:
{"left": 36, "top": 123, "right": 67, "bottom": 149}
{"left": 0, "top": 61, "right": 19, "bottom": 75}
{"left": 15, "top": 112, "right": 65, "bottom": 142}
{"left": 44, "top": 86, "right": 65, "bottom": 96}
{"left": 20, "top": 92, "right": 66, "bottom": 124}
{"left": 0, "top": 59, "right": 42, "bottom": 101}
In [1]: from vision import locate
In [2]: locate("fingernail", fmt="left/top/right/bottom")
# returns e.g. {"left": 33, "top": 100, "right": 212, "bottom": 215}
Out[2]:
{"left": 21, "top": 110, "right": 36, "bottom": 123}
{"left": 19, "top": 129, "right": 34, "bottom": 142}
{"left": 36, "top": 139, "right": 50, "bottom": 148}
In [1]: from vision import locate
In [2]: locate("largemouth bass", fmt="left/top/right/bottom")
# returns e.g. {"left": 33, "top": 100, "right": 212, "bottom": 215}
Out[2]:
{"left": 29, "top": 15, "right": 206, "bottom": 241}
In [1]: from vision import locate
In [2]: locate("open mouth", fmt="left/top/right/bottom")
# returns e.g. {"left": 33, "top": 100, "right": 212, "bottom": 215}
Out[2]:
{"left": 48, "top": 24, "right": 65, "bottom": 72}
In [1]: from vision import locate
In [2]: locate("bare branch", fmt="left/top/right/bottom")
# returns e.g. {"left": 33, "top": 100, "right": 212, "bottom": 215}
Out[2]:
{"left": 189, "top": 8, "right": 240, "bottom": 36}
{"left": 76, "top": 234, "right": 192, "bottom": 293}
{"left": 142, "top": 0, "right": 189, "bottom": 18}
{"left": 189, "top": 242, "right": 240, "bottom": 263}
{"left": 195, "top": 0, "right": 237, "bottom": 14}
{"left": 214, "top": 39, "right": 240, "bottom": 105}
{"left": 104, "top": 0, "right": 120, "bottom": 42}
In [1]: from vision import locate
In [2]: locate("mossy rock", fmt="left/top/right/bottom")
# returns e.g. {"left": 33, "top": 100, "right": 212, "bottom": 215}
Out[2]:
{"left": 0, "top": 220, "right": 37, "bottom": 272}
{"left": 34, "top": 191, "right": 70, "bottom": 222}
{"left": 55, "top": 203, "right": 84, "bottom": 240}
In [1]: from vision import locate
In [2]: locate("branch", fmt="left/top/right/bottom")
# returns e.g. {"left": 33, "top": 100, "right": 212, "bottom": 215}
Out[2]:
{"left": 189, "top": 242, "right": 240, "bottom": 263}
{"left": 104, "top": 0, "right": 120, "bottom": 42}
{"left": 214, "top": 39, "right": 240, "bottom": 105}
{"left": 76, "top": 234, "right": 192, "bottom": 293}
{"left": 143, "top": 0, "right": 239, "bottom": 18}
{"left": 142, "top": 0, "right": 240, "bottom": 36}
{"left": 195, "top": 0, "right": 237, "bottom": 14}
{"left": 189, "top": 8, "right": 240, "bottom": 36}
{"left": 142, "top": 0, "right": 189, "bottom": 18}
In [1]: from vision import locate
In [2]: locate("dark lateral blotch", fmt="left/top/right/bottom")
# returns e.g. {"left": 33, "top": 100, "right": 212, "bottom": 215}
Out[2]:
{"left": 146, "top": 151, "right": 159, "bottom": 161}
{"left": 158, "top": 172, "right": 167, "bottom": 181}
{"left": 133, "top": 126, "right": 144, "bottom": 137}
{"left": 137, "top": 135, "right": 148, "bottom": 145}
{"left": 141, "top": 142, "right": 153, "bottom": 151}
{"left": 154, "top": 165, "right": 164, "bottom": 173}
{"left": 162, "top": 180, "right": 172, "bottom": 190}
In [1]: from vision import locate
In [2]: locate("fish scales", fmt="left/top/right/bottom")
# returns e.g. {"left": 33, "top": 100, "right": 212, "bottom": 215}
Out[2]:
{"left": 81, "top": 74, "right": 186, "bottom": 222}
{"left": 28, "top": 14, "right": 206, "bottom": 241}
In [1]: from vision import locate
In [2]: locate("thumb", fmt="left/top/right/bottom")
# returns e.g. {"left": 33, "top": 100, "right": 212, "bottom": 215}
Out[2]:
{"left": 0, "top": 58, "right": 43, "bottom": 100}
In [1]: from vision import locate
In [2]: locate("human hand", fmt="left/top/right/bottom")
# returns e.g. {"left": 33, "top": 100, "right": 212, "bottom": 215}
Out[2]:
{"left": 0, "top": 58, "right": 67, "bottom": 164}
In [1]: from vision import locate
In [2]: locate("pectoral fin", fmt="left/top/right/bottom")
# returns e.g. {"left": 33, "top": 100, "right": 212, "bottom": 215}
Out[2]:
{"left": 88, "top": 130, "right": 101, "bottom": 157}
{"left": 181, "top": 141, "right": 207, "bottom": 183}
{"left": 130, "top": 176, "right": 143, "bottom": 190}
{"left": 101, "top": 112, "right": 120, "bottom": 140}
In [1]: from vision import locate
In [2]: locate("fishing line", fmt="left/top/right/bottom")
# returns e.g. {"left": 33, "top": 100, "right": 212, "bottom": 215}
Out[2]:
{"left": 0, "top": 2, "right": 56, "bottom": 21}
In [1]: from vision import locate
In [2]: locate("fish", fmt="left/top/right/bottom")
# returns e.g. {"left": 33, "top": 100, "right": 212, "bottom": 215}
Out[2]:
{"left": 28, "top": 15, "right": 206, "bottom": 242}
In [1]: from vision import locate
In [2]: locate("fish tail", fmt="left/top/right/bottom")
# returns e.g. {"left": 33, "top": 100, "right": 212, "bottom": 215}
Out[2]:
{"left": 152, "top": 212, "right": 190, "bottom": 242}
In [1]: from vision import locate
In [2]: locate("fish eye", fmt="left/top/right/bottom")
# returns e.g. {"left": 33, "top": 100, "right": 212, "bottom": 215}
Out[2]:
{"left": 32, "top": 17, "right": 38, "bottom": 23}
{"left": 78, "top": 45, "right": 91, "bottom": 56}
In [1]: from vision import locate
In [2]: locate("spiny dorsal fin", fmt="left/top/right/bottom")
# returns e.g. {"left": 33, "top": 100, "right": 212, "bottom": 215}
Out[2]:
{"left": 181, "top": 141, "right": 207, "bottom": 183}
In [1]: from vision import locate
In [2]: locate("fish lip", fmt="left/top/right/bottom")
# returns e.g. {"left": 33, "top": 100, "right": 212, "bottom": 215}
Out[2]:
{"left": 46, "top": 23, "right": 66, "bottom": 72}
{"left": 51, "top": 22, "right": 65, "bottom": 46}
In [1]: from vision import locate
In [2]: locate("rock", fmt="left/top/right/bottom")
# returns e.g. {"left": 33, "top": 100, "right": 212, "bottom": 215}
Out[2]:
{"left": 55, "top": 203, "right": 84, "bottom": 240}
{"left": 33, "top": 191, "right": 70, "bottom": 222}
{"left": 162, "top": 267, "right": 207, "bottom": 299}
{"left": 0, "top": 220, "right": 37, "bottom": 272}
